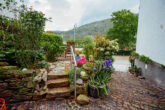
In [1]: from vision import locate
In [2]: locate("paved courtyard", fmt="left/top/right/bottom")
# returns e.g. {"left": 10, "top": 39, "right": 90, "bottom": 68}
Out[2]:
{"left": 113, "top": 55, "right": 130, "bottom": 72}
{"left": 8, "top": 71, "right": 165, "bottom": 110}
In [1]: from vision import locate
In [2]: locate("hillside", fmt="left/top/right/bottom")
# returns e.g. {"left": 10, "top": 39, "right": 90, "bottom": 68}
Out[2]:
{"left": 55, "top": 18, "right": 113, "bottom": 41}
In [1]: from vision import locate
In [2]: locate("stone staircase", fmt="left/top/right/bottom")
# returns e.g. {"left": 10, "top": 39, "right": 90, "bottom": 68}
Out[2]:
{"left": 46, "top": 61, "right": 71, "bottom": 99}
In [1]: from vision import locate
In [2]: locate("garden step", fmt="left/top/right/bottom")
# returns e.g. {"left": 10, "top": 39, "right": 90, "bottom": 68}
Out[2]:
{"left": 46, "top": 87, "right": 70, "bottom": 98}
{"left": 47, "top": 78, "right": 69, "bottom": 88}
{"left": 48, "top": 71, "right": 69, "bottom": 80}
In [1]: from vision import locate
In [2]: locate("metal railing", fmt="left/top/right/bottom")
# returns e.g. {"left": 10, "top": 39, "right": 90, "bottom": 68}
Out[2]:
{"left": 70, "top": 46, "right": 77, "bottom": 99}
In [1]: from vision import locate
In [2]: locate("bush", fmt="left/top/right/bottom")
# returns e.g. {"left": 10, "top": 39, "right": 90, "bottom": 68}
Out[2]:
{"left": 35, "top": 61, "right": 49, "bottom": 69}
{"left": 67, "top": 39, "right": 83, "bottom": 48}
{"left": 83, "top": 43, "right": 95, "bottom": 60}
{"left": 68, "top": 67, "right": 82, "bottom": 85}
{"left": 0, "top": 2, "right": 48, "bottom": 68}
{"left": 67, "top": 36, "right": 93, "bottom": 48}
{"left": 114, "top": 49, "right": 131, "bottom": 56}
{"left": 41, "top": 33, "right": 64, "bottom": 61}
{"left": 95, "top": 34, "right": 119, "bottom": 60}
{"left": 41, "top": 33, "right": 63, "bottom": 45}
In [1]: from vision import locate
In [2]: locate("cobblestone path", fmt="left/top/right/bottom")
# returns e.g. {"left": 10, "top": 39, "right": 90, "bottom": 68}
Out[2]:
{"left": 8, "top": 72, "right": 165, "bottom": 110}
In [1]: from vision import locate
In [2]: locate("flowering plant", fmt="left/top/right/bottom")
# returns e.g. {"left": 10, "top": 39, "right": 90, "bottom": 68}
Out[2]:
{"left": 77, "top": 56, "right": 88, "bottom": 67}
{"left": 89, "top": 59, "right": 114, "bottom": 97}
{"left": 94, "top": 34, "right": 119, "bottom": 60}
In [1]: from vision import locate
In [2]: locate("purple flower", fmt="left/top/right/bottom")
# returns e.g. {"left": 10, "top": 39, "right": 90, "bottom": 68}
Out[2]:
{"left": 40, "top": 48, "right": 44, "bottom": 52}
{"left": 103, "top": 67, "right": 106, "bottom": 70}
{"left": 103, "top": 61, "right": 106, "bottom": 64}
{"left": 109, "top": 59, "right": 112, "bottom": 66}
{"left": 93, "top": 68, "right": 96, "bottom": 72}
{"left": 105, "top": 60, "right": 109, "bottom": 63}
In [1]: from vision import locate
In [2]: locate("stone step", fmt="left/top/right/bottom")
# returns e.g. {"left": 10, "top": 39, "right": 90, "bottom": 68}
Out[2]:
{"left": 48, "top": 71, "right": 69, "bottom": 80}
{"left": 46, "top": 87, "right": 70, "bottom": 98}
{"left": 47, "top": 78, "right": 69, "bottom": 88}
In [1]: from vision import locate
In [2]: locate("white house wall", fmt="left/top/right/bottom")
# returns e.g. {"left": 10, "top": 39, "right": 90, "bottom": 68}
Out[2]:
{"left": 136, "top": 0, "right": 165, "bottom": 65}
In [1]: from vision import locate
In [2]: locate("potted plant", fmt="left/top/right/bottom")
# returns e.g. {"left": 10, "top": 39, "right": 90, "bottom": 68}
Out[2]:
{"left": 83, "top": 62, "right": 94, "bottom": 71}
{"left": 129, "top": 66, "right": 141, "bottom": 77}
{"left": 77, "top": 56, "right": 88, "bottom": 67}
{"left": 88, "top": 59, "right": 113, "bottom": 98}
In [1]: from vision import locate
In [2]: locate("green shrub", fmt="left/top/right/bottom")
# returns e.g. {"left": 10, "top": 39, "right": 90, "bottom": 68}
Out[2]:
{"left": 139, "top": 55, "right": 152, "bottom": 64}
{"left": 41, "top": 33, "right": 63, "bottom": 45}
{"left": 95, "top": 34, "right": 119, "bottom": 60}
{"left": 0, "top": 3, "right": 47, "bottom": 68}
{"left": 129, "top": 65, "right": 141, "bottom": 76}
{"left": 83, "top": 43, "right": 95, "bottom": 60}
{"left": 68, "top": 67, "right": 82, "bottom": 85}
{"left": 130, "top": 51, "right": 152, "bottom": 64}
{"left": 161, "top": 64, "right": 165, "bottom": 69}
{"left": 35, "top": 61, "right": 49, "bottom": 69}
{"left": 41, "top": 33, "right": 64, "bottom": 61}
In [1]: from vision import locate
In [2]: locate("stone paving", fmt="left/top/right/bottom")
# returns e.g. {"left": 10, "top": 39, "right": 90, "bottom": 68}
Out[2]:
{"left": 113, "top": 55, "right": 130, "bottom": 72}
{"left": 7, "top": 71, "right": 165, "bottom": 110}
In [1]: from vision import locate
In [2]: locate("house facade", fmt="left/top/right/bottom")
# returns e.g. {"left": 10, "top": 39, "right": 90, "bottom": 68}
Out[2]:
{"left": 136, "top": 0, "right": 165, "bottom": 88}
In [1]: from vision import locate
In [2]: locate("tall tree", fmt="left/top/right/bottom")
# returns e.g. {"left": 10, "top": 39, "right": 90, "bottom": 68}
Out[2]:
{"left": 106, "top": 9, "right": 138, "bottom": 48}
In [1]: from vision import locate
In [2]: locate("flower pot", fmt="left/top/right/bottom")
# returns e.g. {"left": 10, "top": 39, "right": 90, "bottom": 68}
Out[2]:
{"left": 77, "top": 63, "right": 83, "bottom": 67}
{"left": 88, "top": 83, "right": 100, "bottom": 98}
{"left": 83, "top": 65, "right": 93, "bottom": 71}
{"left": 88, "top": 83, "right": 109, "bottom": 98}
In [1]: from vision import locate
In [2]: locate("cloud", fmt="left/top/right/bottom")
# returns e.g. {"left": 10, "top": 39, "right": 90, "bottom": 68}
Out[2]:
{"left": 27, "top": 0, "right": 139, "bottom": 31}
{"left": 130, "top": 4, "right": 139, "bottom": 13}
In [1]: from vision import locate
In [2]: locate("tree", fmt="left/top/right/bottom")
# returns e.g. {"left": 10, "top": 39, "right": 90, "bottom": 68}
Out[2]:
{"left": 106, "top": 9, "right": 138, "bottom": 49}
{"left": 82, "top": 36, "right": 94, "bottom": 46}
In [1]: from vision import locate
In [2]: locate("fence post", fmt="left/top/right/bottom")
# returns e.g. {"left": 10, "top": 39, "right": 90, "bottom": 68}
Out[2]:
{"left": 74, "top": 66, "right": 77, "bottom": 99}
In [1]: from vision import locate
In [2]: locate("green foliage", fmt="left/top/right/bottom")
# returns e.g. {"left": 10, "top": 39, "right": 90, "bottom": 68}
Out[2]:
{"left": 131, "top": 51, "right": 140, "bottom": 59}
{"left": 129, "top": 65, "right": 141, "bottom": 76}
{"left": 89, "top": 60, "right": 113, "bottom": 96}
{"left": 67, "top": 39, "right": 83, "bottom": 48}
{"left": 67, "top": 36, "right": 93, "bottom": 48}
{"left": 0, "top": 0, "right": 48, "bottom": 68}
{"left": 106, "top": 9, "right": 138, "bottom": 48}
{"left": 82, "top": 36, "right": 94, "bottom": 46}
{"left": 41, "top": 33, "right": 64, "bottom": 61}
{"left": 83, "top": 43, "right": 95, "bottom": 60}
{"left": 161, "top": 65, "right": 165, "bottom": 69}
{"left": 68, "top": 67, "right": 82, "bottom": 85}
{"left": 35, "top": 61, "right": 49, "bottom": 69}
{"left": 130, "top": 51, "right": 152, "bottom": 64}
{"left": 3, "top": 49, "right": 17, "bottom": 65}
{"left": 95, "top": 34, "right": 119, "bottom": 60}
{"left": 36, "top": 52, "right": 45, "bottom": 61}
{"left": 139, "top": 55, "right": 152, "bottom": 64}
{"left": 41, "top": 33, "right": 63, "bottom": 46}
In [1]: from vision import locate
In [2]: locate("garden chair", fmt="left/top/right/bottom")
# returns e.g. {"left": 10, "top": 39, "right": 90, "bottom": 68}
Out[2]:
{"left": 0, "top": 98, "right": 6, "bottom": 110}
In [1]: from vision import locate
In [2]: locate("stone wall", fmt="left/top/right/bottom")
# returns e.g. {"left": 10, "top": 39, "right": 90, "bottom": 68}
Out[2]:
{"left": 0, "top": 72, "right": 34, "bottom": 102}
{"left": 0, "top": 66, "right": 47, "bottom": 103}
{"left": 135, "top": 59, "right": 165, "bottom": 88}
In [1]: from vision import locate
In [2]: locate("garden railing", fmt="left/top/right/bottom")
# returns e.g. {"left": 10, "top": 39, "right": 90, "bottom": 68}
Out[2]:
{"left": 70, "top": 46, "right": 77, "bottom": 99}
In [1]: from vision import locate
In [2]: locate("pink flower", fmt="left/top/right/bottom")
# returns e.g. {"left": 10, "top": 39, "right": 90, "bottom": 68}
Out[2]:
{"left": 77, "top": 57, "right": 88, "bottom": 65}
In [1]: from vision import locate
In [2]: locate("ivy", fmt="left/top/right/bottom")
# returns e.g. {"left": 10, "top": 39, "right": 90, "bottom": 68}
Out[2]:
{"left": 139, "top": 55, "right": 152, "bottom": 64}
{"left": 161, "top": 65, "right": 165, "bottom": 70}
{"left": 130, "top": 52, "right": 152, "bottom": 64}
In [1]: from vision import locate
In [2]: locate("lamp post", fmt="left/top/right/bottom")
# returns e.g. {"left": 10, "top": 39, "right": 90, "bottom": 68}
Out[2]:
{"left": 74, "top": 24, "right": 77, "bottom": 42}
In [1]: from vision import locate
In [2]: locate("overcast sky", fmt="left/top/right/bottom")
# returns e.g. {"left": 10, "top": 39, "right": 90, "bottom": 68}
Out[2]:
{"left": 26, "top": 0, "right": 139, "bottom": 31}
